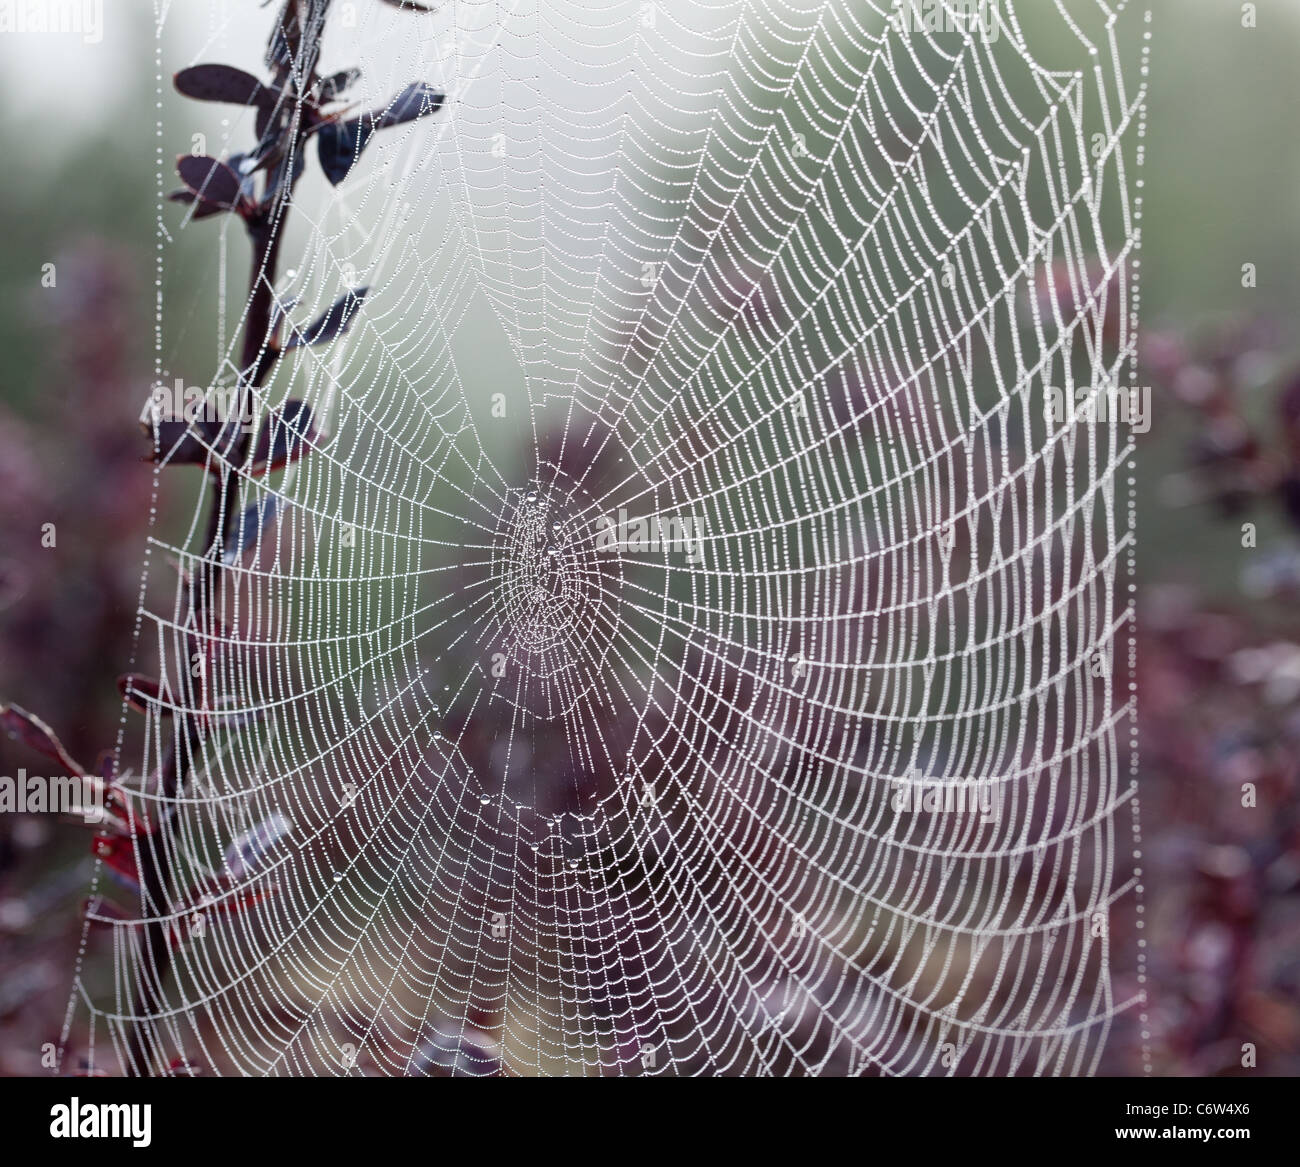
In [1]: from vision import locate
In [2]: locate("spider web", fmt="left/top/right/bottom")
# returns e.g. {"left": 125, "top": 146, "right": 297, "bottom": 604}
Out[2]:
{"left": 68, "top": 0, "right": 1147, "bottom": 1076}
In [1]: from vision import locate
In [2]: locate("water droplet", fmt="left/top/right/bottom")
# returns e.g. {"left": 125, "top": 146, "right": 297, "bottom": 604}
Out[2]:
{"left": 552, "top": 521, "right": 561, "bottom": 532}
{"left": 480, "top": 797, "right": 490, "bottom": 805}
{"left": 547, "top": 546, "right": 559, "bottom": 557}
{"left": 569, "top": 859, "right": 579, "bottom": 868}
{"left": 333, "top": 872, "right": 343, "bottom": 883}
{"left": 524, "top": 490, "right": 538, "bottom": 503}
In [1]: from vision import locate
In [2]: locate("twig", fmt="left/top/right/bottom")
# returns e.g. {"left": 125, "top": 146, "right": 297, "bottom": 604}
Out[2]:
{"left": 119, "top": 0, "right": 444, "bottom": 1076}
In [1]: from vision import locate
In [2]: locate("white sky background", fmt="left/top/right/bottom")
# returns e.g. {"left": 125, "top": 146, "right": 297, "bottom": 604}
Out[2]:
{"left": 0, "top": 1, "right": 722, "bottom": 158}
{"left": 0, "top": 2, "right": 156, "bottom": 149}
{"left": 3, "top": 1, "right": 1300, "bottom": 339}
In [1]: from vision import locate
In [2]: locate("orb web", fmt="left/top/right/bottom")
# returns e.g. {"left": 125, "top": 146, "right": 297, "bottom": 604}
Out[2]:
{"left": 70, "top": 0, "right": 1146, "bottom": 1076}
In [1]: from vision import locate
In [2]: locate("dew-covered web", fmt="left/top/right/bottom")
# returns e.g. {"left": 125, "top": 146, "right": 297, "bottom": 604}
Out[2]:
{"left": 69, "top": 0, "right": 1146, "bottom": 1076}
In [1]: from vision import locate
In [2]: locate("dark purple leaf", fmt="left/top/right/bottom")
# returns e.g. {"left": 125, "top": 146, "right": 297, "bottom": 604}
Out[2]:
{"left": 253, "top": 400, "right": 317, "bottom": 472}
{"left": 176, "top": 155, "right": 246, "bottom": 213}
{"left": 168, "top": 189, "right": 230, "bottom": 220}
{"left": 372, "top": 81, "right": 444, "bottom": 130}
{"left": 315, "top": 67, "right": 361, "bottom": 101}
{"left": 117, "top": 674, "right": 167, "bottom": 715}
{"left": 316, "top": 120, "right": 367, "bottom": 186}
{"left": 142, "top": 416, "right": 232, "bottom": 469}
{"left": 0, "top": 704, "right": 85, "bottom": 774}
{"left": 285, "top": 288, "right": 369, "bottom": 349}
{"left": 316, "top": 83, "right": 443, "bottom": 185}
{"left": 93, "top": 833, "right": 139, "bottom": 890}
{"left": 174, "top": 64, "right": 275, "bottom": 108}
{"left": 85, "top": 897, "right": 132, "bottom": 927}
{"left": 171, "top": 151, "right": 255, "bottom": 213}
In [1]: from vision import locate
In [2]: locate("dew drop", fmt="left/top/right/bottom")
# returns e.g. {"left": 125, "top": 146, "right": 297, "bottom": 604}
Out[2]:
{"left": 524, "top": 490, "right": 538, "bottom": 503}
{"left": 333, "top": 872, "right": 343, "bottom": 883}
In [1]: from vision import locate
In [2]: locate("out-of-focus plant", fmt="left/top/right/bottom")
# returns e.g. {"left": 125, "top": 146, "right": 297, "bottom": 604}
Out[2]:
{"left": 1150, "top": 319, "right": 1300, "bottom": 548}
{"left": 1127, "top": 322, "right": 1300, "bottom": 1075}
{"left": 0, "top": 243, "right": 152, "bottom": 766}
{"left": 0, "top": 241, "right": 154, "bottom": 1074}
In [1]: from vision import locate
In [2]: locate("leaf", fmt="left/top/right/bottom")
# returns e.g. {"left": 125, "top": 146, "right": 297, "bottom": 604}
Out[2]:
{"left": 175, "top": 155, "right": 248, "bottom": 213}
{"left": 85, "top": 897, "right": 132, "bottom": 928}
{"left": 91, "top": 792, "right": 145, "bottom": 839}
{"left": 371, "top": 81, "right": 444, "bottom": 130}
{"left": 252, "top": 400, "right": 317, "bottom": 473}
{"left": 93, "top": 834, "right": 139, "bottom": 889}
{"left": 187, "top": 881, "right": 278, "bottom": 913}
{"left": 142, "top": 416, "right": 233, "bottom": 469}
{"left": 223, "top": 812, "right": 294, "bottom": 880}
{"left": 223, "top": 495, "right": 285, "bottom": 563}
{"left": 65, "top": 753, "right": 143, "bottom": 837}
{"left": 117, "top": 674, "right": 168, "bottom": 716}
{"left": 284, "top": 288, "right": 369, "bottom": 349}
{"left": 174, "top": 64, "right": 275, "bottom": 108}
{"left": 315, "top": 67, "right": 361, "bottom": 101}
{"left": 0, "top": 704, "right": 85, "bottom": 774}
{"left": 169, "top": 886, "right": 278, "bottom": 946}
{"left": 315, "top": 120, "right": 365, "bottom": 186}
{"left": 168, "top": 189, "right": 230, "bottom": 220}
{"left": 316, "top": 83, "right": 443, "bottom": 184}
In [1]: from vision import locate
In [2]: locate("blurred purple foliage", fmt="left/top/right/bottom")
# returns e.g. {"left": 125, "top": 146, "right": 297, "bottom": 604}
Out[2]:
{"left": 0, "top": 240, "right": 155, "bottom": 1072}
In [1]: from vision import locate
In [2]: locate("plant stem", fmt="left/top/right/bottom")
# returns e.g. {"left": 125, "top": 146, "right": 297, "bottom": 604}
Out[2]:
{"left": 125, "top": 146, "right": 296, "bottom": 1082}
